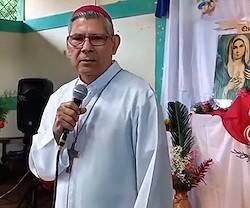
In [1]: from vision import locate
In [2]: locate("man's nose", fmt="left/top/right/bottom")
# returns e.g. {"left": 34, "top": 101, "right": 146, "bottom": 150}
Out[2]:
{"left": 80, "top": 38, "right": 93, "bottom": 51}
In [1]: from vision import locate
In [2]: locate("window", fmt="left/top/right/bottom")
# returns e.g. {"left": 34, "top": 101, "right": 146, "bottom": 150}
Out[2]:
{"left": 0, "top": 0, "right": 22, "bottom": 21}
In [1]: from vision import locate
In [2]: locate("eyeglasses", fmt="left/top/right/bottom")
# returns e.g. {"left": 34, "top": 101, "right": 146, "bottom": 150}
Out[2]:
{"left": 67, "top": 34, "right": 110, "bottom": 48}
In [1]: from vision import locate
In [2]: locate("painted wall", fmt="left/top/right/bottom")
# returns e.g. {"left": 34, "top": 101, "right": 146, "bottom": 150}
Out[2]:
{"left": 25, "top": 0, "right": 127, "bottom": 20}
{"left": 24, "top": 14, "right": 155, "bottom": 90}
{"left": 0, "top": 32, "right": 24, "bottom": 94}
{"left": 114, "top": 14, "right": 155, "bottom": 87}
{"left": 22, "top": 30, "right": 76, "bottom": 90}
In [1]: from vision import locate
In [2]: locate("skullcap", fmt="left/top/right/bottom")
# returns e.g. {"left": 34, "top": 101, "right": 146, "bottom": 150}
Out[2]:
{"left": 73, "top": 5, "right": 112, "bottom": 23}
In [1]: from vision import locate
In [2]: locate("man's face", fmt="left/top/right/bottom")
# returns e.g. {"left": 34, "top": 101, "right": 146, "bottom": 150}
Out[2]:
{"left": 67, "top": 18, "right": 120, "bottom": 84}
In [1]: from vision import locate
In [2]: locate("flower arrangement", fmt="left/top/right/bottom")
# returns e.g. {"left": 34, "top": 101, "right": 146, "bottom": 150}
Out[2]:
{"left": 167, "top": 101, "right": 213, "bottom": 192}
{"left": 0, "top": 91, "right": 13, "bottom": 129}
{"left": 191, "top": 98, "right": 218, "bottom": 114}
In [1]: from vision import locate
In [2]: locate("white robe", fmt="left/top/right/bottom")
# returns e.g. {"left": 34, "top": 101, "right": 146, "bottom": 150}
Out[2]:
{"left": 29, "top": 61, "right": 172, "bottom": 208}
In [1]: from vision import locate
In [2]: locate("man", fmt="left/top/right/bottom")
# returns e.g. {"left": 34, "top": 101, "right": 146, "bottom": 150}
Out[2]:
{"left": 29, "top": 5, "right": 172, "bottom": 208}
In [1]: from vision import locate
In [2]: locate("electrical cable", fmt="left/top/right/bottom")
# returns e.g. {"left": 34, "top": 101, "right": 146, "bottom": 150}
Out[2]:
{"left": 51, "top": 148, "right": 60, "bottom": 208}
{"left": 0, "top": 171, "right": 30, "bottom": 199}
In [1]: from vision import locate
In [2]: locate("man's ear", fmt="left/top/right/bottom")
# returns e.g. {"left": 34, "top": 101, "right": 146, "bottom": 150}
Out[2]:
{"left": 66, "top": 49, "right": 71, "bottom": 58}
{"left": 111, "top": 34, "right": 120, "bottom": 55}
{"left": 65, "top": 40, "right": 72, "bottom": 57}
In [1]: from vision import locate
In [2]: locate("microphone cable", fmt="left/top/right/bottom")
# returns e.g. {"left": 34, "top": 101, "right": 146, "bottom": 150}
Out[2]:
{"left": 51, "top": 84, "right": 88, "bottom": 208}
{"left": 51, "top": 144, "right": 63, "bottom": 208}
{"left": 0, "top": 171, "right": 30, "bottom": 200}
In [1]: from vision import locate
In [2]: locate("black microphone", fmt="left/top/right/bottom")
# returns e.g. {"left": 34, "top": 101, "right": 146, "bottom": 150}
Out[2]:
{"left": 58, "top": 84, "right": 88, "bottom": 150}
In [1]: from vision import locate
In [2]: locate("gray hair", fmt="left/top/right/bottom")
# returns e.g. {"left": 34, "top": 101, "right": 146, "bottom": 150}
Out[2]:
{"left": 68, "top": 11, "right": 114, "bottom": 35}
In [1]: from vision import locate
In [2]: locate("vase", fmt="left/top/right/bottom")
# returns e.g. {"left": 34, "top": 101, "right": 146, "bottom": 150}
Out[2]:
{"left": 173, "top": 191, "right": 192, "bottom": 208}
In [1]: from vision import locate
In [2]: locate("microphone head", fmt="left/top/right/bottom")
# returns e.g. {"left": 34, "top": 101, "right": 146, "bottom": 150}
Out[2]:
{"left": 73, "top": 84, "right": 88, "bottom": 103}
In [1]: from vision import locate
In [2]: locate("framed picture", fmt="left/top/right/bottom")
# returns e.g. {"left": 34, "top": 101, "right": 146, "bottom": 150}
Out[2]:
{"left": 214, "top": 33, "right": 250, "bottom": 100}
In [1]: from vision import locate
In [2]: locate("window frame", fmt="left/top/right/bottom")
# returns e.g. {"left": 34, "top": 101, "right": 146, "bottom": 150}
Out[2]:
{"left": 0, "top": 0, "right": 24, "bottom": 21}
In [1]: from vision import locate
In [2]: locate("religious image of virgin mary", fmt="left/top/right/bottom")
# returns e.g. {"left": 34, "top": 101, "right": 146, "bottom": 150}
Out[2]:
{"left": 214, "top": 34, "right": 250, "bottom": 100}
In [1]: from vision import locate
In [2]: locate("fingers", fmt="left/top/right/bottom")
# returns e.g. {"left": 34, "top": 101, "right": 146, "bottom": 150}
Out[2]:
{"left": 53, "top": 101, "right": 86, "bottom": 140}
{"left": 80, "top": 107, "right": 87, "bottom": 114}
{"left": 57, "top": 103, "right": 80, "bottom": 126}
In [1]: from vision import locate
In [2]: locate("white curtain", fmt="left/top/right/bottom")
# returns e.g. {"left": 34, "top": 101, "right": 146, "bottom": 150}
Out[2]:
{"left": 161, "top": 1, "right": 250, "bottom": 207}
{"left": 161, "top": 0, "right": 250, "bottom": 115}
{"left": 189, "top": 113, "right": 250, "bottom": 208}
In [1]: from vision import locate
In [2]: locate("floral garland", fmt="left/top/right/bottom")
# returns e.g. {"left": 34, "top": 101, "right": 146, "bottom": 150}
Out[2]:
{"left": 191, "top": 98, "right": 219, "bottom": 114}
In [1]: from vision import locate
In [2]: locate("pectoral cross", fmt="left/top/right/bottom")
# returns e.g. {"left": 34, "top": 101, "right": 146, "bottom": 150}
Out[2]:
{"left": 66, "top": 146, "right": 79, "bottom": 173}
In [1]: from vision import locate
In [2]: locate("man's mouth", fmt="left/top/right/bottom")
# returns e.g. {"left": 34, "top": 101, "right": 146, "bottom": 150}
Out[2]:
{"left": 80, "top": 59, "right": 95, "bottom": 62}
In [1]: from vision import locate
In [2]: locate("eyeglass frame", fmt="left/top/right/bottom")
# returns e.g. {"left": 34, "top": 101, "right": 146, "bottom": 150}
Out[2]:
{"left": 67, "top": 33, "right": 112, "bottom": 48}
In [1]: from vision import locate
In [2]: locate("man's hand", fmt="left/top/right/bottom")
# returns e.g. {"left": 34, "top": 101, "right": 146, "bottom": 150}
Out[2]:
{"left": 53, "top": 101, "right": 86, "bottom": 142}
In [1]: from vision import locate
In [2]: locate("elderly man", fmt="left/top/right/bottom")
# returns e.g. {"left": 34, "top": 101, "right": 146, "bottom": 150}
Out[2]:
{"left": 29, "top": 5, "right": 172, "bottom": 208}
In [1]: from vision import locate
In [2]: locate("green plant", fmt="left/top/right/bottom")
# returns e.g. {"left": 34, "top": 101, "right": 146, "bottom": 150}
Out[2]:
{"left": 0, "top": 90, "right": 14, "bottom": 128}
{"left": 167, "top": 101, "right": 213, "bottom": 192}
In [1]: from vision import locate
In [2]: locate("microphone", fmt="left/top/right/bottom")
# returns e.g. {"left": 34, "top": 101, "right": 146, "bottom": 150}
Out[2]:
{"left": 58, "top": 84, "right": 88, "bottom": 150}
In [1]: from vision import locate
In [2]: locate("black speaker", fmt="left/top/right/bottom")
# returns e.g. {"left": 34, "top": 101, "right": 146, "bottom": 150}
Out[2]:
{"left": 17, "top": 78, "right": 53, "bottom": 136}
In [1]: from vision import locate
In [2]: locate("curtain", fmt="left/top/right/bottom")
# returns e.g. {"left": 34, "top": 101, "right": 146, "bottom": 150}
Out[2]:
{"left": 160, "top": 0, "right": 250, "bottom": 115}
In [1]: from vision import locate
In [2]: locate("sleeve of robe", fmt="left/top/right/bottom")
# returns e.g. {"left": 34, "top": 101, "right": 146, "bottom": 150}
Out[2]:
{"left": 28, "top": 93, "right": 70, "bottom": 181}
{"left": 133, "top": 88, "right": 173, "bottom": 208}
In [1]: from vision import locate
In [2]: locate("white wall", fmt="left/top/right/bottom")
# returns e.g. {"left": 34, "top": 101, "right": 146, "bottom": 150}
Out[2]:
{"left": 114, "top": 14, "right": 155, "bottom": 87}
{"left": 30, "top": 14, "right": 155, "bottom": 89}
{"left": 25, "top": 0, "right": 122, "bottom": 19}
{"left": 22, "top": 31, "right": 76, "bottom": 90}
{"left": 0, "top": 32, "right": 24, "bottom": 94}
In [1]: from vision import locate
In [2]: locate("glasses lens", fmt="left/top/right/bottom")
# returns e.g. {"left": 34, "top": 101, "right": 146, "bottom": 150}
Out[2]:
{"left": 68, "top": 34, "right": 109, "bottom": 47}
{"left": 68, "top": 35, "right": 85, "bottom": 48}
{"left": 89, "top": 35, "right": 108, "bottom": 46}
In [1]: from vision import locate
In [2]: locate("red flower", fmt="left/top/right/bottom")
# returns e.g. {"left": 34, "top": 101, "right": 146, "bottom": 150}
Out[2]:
{"left": 0, "top": 120, "right": 5, "bottom": 128}
{"left": 185, "top": 162, "right": 194, "bottom": 170}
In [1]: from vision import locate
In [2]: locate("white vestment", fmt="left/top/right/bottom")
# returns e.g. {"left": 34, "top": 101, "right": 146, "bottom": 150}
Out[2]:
{"left": 29, "top": 61, "right": 172, "bottom": 208}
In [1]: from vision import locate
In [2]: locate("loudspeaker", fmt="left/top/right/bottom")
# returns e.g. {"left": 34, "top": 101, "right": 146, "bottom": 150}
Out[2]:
{"left": 17, "top": 78, "right": 53, "bottom": 136}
